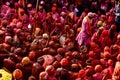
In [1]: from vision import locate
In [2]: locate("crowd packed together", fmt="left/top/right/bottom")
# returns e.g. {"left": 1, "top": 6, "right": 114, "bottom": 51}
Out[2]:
{"left": 0, "top": 0, "right": 120, "bottom": 80}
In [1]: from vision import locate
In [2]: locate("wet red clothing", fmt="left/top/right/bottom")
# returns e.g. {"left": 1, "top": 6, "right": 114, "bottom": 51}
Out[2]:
{"left": 99, "top": 30, "right": 112, "bottom": 50}
{"left": 91, "top": 59, "right": 100, "bottom": 67}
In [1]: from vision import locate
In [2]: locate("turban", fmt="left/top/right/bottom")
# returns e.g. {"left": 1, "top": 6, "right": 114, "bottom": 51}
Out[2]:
{"left": 39, "top": 71, "right": 48, "bottom": 80}
{"left": 104, "top": 46, "right": 110, "bottom": 52}
{"left": 88, "top": 51, "right": 95, "bottom": 58}
{"left": 111, "top": 24, "right": 116, "bottom": 30}
{"left": 101, "top": 15, "right": 106, "bottom": 19}
{"left": 87, "top": 12, "right": 96, "bottom": 18}
{"left": 102, "top": 30, "right": 109, "bottom": 37}
{"left": 113, "top": 44, "right": 119, "bottom": 50}
{"left": 16, "top": 22, "right": 22, "bottom": 28}
{"left": 45, "top": 65, "right": 55, "bottom": 75}
{"left": 21, "top": 57, "right": 30, "bottom": 65}
{"left": 53, "top": 3, "right": 57, "bottom": 7}
{"left": 98, "top": 27, "right": 104, "bottom": 31}
{"left": 71, "top": 64, "right": 78, "bottom": 69}
{"left": 42, "top": 33, "right": 49, "bottom": 39}
{"left": 6, "top": 2, "right": 10, "bottom": 6}
{"left": 27, "top": 3, "right": 32, "bottom": 8}
{"left": 107, "top": 59, "right": 114, "bottom": 66}
{"left": 5, "top": 36, "right": 12, "bottom": 43}
{"left": 52, "top": 7, "right": 57, "bottom": 11}
{"left": 60, "top": 58, "right": 68, "bottom": 67}
{"left": 47, "top": 12, "right": 52, "bottom": 17}
{"left": 40, "top": 1, "right": 45, "bottom": 5}
{"left": 13, "top": 69, "right": 23, "bottom": 79}
{"left": 97, "top": 21, "right": 103, "bottom": 28}
{"left": 60, "top": 12, "right": 66, "bottom": 16}
{"left": 15, "top": 29, "right": 22, "bottom": 34}
{"left": 69, "top": 12, "right": 74, "bottom": 20}
{"left": 94, "top": 65, "right": 102, "bottom": 72}
{"left": 77, "top": 27, "right": 81, "bottom": 33}
{"left": 34, "top": 28, "right": 41, "bottom": 36}
{"left": 90, "top": 42, "right": 97, "bottom": 48}
{"left": 103, "top": 51, "right": 111, "bottom": 59}
{"left": 79, "top": 69, "right": 86, "bottom": 76}
{"left": 12, "top": 18, "right": 18, "bottom": 24}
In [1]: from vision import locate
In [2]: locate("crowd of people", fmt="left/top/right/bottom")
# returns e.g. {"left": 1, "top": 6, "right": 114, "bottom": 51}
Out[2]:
{"left": 0, "top": 0, "right": 120, "bottom": 80}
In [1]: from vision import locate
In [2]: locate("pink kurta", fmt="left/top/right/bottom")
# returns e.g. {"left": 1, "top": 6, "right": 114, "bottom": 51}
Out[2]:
{"left": 76, "top": 16, "right": 91, "bottom": 46}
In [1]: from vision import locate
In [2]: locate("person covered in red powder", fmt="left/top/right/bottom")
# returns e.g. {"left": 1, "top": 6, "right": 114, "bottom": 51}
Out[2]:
{"left": 91, "top": 27, "right": 104, "bottom": 47}
{"left": 99, "top": 29, "right": 112, "bottom": 50}
{"left": 109, "top": 24, "right": 118, "bottom": 44}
